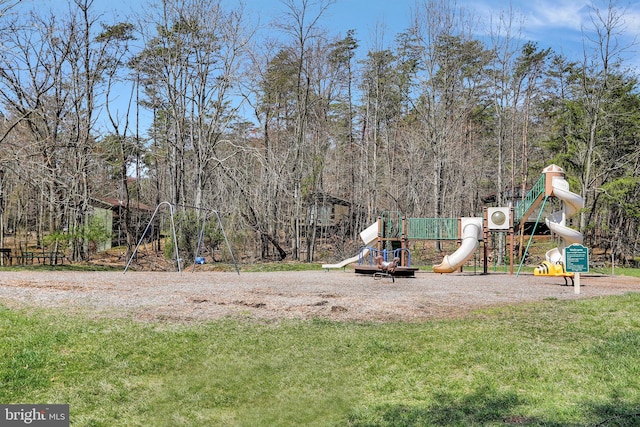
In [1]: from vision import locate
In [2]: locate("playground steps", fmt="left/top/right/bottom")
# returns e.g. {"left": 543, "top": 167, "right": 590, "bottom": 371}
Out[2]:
{"left": 513, "top": 175, "right": 546, "bottom": 228}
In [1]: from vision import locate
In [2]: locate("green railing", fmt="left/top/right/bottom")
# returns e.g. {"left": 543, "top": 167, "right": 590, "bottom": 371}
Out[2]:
{"left": 514, "top": 174, "right": 546, "bottom": 225}
{"left": 407, "top": 218, "right": 458, "bottom": 240}
{"left": 380, "top": 211, "right": 403, "bottom": 239}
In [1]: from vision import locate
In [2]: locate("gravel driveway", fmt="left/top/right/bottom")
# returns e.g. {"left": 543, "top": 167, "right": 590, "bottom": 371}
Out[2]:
{"left": 0, "top": 270, "right": 638, "bottom": 322}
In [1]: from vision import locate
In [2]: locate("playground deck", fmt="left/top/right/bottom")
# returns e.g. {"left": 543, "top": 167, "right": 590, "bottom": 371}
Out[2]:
{"left": 353, "top": 265, "right": 419, "bottom": 277}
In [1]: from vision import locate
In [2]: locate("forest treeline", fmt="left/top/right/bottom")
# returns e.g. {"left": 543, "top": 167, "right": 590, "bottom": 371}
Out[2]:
{"left": 0, "top": 0, "right": 638, "bottom": 265}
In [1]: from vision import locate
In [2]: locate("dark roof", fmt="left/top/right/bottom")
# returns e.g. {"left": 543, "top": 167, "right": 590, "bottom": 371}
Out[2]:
{"left": 305, "top": 192, "right": 351, "bottom": 206}
{"left": 91, "top": 197, "right": 153, "bottom": 211}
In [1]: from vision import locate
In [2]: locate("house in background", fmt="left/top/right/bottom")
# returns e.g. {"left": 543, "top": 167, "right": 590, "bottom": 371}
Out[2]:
{"left": 90, "top": 198, "right": 155, "bottom": 251}
{"left": 304, "top": 192, "right": 352, "bottom": 229}
{"left": 89, "top": 198, "right": 114, "bottom": 252}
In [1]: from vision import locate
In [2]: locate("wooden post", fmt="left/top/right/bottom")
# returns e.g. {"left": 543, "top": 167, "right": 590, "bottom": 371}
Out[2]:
{"left": 483, "top": 207, "right": 488, "bottom": 274}
{"left": 377, "top": 216, "right": 382, "bottom": 256}
{"left": 509, "top": 206, "right": 514, "bottom": 275}
{"left": 458, "top": 217, "right": 463, "bottom": 273}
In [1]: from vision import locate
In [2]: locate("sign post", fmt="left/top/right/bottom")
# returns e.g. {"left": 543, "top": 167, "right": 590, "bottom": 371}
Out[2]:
{"left": 564, "top": 244, "right": 589, "bottom": 294}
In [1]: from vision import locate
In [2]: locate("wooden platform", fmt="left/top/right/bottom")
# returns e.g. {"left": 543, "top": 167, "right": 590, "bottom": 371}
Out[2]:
{"left": 354, "top": 265, "right": 418, "bottom": 277}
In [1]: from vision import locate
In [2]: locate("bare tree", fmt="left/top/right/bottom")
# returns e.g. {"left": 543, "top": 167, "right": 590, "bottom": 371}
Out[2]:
{"left": 410, "top": 0, "right": 491, "bottom": 233}
{"left": 0, "top": 0, "right": 143, "bottom": 259}
{"left": 135, "top": 0, "right": 250, "bottom": 208}
{"left": 575, "top": 0, "right": 635, "bottom": 232}
{"left": 237, "top": 0, "right": 334, "bottom": 261}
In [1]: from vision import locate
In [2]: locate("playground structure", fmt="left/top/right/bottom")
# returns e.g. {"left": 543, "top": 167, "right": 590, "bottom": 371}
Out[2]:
{"left": 321, "top": 214, "right": 419, "bottom": 277}
{"left": 532, "top": 165, "right": 584, "bottom": 282}
{"left": 320, "top": 221, "right": 379, "bottom": 269}
{"left": 432, "top": 217, "right": 483, "bottom": 273}
{"left": 322, "top": 164, "right": 584, "bottom": 278}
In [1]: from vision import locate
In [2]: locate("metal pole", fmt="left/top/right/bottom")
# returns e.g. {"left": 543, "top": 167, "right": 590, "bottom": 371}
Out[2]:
{"left": 191, "top": 213, "right": 208, "bottom": 273}
{"left": 516, "top": 196, "right": 548, "bottom": 277}
{"left": 170, "top": 203, "right": 181, "bottom": 273}
{"left": 214, "top": 210, "right": 240, "bottom": 275}
{"left": 124, "top": 201, "right": 181, "bottom": 274}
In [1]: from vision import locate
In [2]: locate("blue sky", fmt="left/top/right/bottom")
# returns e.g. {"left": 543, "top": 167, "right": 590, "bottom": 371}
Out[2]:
{"left": 29, "top": 0, "right": 640, "bottom": 66}
{"left": 22, "top": 0, "right": 640, "bottom": 131}
{"left": 238, "top": 0, "right": 640, "bottom": 65}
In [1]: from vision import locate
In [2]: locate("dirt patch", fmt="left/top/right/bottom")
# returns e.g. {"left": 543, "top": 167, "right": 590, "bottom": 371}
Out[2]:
{"left": 0, "top": 270, "right": 638, "bottom": 322}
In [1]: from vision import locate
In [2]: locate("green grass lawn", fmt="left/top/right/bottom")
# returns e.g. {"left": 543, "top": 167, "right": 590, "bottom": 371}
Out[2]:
{"left": 2, "top": 293, "right": 640, "bottom": 426}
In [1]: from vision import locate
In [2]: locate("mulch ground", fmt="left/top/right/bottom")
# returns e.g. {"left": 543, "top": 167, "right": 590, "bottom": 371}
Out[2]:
{"left": 0, "top": 269, "right": 638, "bottom": 322}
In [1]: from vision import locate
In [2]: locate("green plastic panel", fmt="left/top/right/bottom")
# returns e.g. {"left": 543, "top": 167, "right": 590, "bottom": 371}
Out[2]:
{"left": 407, "top": 218, "right": 458, "bottom": 240}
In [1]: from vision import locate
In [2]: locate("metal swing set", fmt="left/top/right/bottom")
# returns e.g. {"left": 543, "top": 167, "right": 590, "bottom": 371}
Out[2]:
{"left": 123, "top": 201, "right": 239, "bottom": 274}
